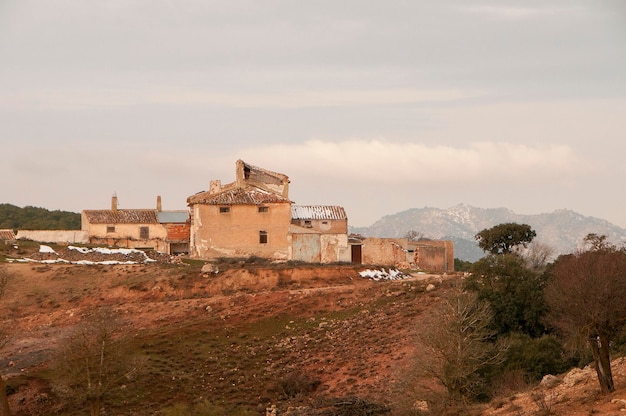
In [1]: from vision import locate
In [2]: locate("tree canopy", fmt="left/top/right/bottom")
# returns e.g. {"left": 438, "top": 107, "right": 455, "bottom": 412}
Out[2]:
{"left": 545, "top": 247, "right": 626, "bottom": 393}
{"left": 0, "top": 203, "right": 80, "bottom": 231}
{"left": 475, "top": 223, "right": 536, "bottom": 255}
{"left": 465, "top": 253, "right": 548, "bottom": 337}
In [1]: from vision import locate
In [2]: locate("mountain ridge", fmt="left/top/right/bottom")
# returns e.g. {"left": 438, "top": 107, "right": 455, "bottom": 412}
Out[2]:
{"left": 349, "top": 204, "right": 626, "bottom": 262}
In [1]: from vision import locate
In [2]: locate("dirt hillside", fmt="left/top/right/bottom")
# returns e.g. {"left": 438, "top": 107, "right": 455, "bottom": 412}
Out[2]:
{"left": 1, "top": 243, "right": 626, "bottom": 415}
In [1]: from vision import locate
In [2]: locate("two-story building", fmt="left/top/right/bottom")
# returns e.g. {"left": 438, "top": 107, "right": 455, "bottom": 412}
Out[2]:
{"left": 187, "top": 160, "right": 351, "bottom": 263}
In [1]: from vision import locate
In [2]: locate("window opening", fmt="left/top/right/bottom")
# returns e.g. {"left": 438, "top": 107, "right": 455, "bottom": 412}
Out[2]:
{"left": 259, "top": 231, "right": 268, "bottom": 244}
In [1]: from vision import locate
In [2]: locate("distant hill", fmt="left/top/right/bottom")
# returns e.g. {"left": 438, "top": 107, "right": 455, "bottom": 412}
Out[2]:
{"left": 350, "top": 204, "right": 626, "bottom": 262}
{"left": 0, "top": 203, "right": 81, "bottom": 231}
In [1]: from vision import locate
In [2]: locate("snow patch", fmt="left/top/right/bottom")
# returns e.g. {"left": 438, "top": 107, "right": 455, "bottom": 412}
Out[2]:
{"left": 359, "top": 268, "right": 408, "bottom": 281}
{"left": 39, "top": 245, "right": 57, "bottom": 254}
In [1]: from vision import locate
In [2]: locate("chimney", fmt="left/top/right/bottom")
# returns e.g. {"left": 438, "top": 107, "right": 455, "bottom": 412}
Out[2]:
{"left": 156, "top": 195, "right": 162, "bottom": 211}
{"left": 209, "top": 180, "right": 222, "bottom": 194}
{"left": 111, "top": 194, "right": 118, "bottom": 211}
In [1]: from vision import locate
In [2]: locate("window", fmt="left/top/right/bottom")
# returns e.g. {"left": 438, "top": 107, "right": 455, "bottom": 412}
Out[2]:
{"left": 106, "top": 226, "right": 115, "bottom": 233}
{"left": 258, "top": 206, "right": 269, "bottom": 213}
{"left": 219, "top": 206, "right": 230, "bottom": 213}
{"left": 259, "top": 231, "right": 268, "bottom": 244}
{"left": 304, "top": 220, "right": 312, "bottom": 228}
{"left": 140, "top": 226, "right": 149, "bottom": 239}
{"left": 322, "top": 221, "right": 328, "bottom": 225}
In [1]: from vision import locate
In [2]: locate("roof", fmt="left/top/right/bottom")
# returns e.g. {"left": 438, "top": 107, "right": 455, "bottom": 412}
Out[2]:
{"left": 82, "top": 209, "right": 159, "bottom": 224}
{"left": 187, "top": 186, "right": 292, "bottom": 205}
{"left": 240, "top": 160, "right": 289, "bottom": 186}
{"left": 157, "top": 211, "right": 189, "bottom": 223}
{"left": 0, "top": 229, "right": 16, "bottom": 240}
{"left": 291, "top": 205, "right": 347, "bottom": 220}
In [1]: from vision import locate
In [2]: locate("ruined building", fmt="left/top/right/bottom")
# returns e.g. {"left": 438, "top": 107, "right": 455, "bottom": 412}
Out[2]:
{"left": 187, "top": 160, "right": 351, "bottom": 262}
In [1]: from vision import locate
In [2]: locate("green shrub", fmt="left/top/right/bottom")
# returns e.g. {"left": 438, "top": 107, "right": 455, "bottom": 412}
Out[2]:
{"left": 501, "top": 333, "right": 572, "bottom": 382}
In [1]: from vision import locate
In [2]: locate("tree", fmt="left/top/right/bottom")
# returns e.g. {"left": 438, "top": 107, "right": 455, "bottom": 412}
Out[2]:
{"left": 521, "top": 241, "right": 556, "bottom": 273}
{"left": 583, "top": 233, "right": 612, "bottom": 251}
{"left": 416, "top": 292, "right": 507, "bottom": 404}
{"left": 405, "top": 230, "right": 429, "bottom": 241}
{"left": 53, "top": 308, "right": 145, "bottom": 416}
{"left": 475, "top": 223, "right": 536, "bottom": 255}
{"left": 545, "top": 247, "right": 626, "bottom": 394}
{"left": 465, "top": 254, "right": 548, "bottom": 337}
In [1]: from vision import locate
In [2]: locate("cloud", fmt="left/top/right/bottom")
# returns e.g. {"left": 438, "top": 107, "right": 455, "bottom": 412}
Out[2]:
{"left": 1, "top": 86, "right": 480, "bottom": 111}
{"left": 236, "top": 139, "right": 584, "bottom": 185}
{"left": 453, "top": 4, "right": 585, "bottom": 20}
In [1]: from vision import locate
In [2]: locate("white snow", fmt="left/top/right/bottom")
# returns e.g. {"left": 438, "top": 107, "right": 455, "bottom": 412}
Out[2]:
{"left": 359, "top": 268, "right": 408, "bottom": 281}
{"left": 39, "top": 245, "right": 57, "bottom": 254}
{"left": 24, "top": 245, "right": 157, "bottom": 265}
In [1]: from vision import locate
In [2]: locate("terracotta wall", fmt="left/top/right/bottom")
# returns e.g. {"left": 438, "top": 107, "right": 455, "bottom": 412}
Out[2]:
{"left": 191, "top": 203, "right": 291, "bottom": 260}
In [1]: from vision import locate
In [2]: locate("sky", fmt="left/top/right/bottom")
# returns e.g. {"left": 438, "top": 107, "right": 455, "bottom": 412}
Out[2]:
{"left": 1, "top": 0, "right": 626, "bottom": 228}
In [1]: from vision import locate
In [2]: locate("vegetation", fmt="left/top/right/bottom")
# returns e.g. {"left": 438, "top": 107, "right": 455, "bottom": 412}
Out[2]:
{"left": 475, "top": 222, "right": 536, "bottom": 255}
{"left": 53, "top": 308, "right": 146, "bottom": 416}
{"left": 545, "top": 241, "right": 626, "bottom": 394}
{"left": 0, "top": 203, "right": 80, "bottom": 231}
{"left": 465, "top": 254, "right": 548, "bottom": 337}
{"left": 416, "top": 292, "right": 507, "bottom": 404}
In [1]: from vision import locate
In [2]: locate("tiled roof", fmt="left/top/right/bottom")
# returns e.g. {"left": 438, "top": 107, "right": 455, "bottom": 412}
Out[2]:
{"left": 291, "top": 205, "right": 347, "bottom": 220}
{"left": 188, "top": 186, "right": 291, "bottom": 205}
{"left": 82, "top": 209, "right": 159, "bottom": 224}
{"left": 0, "top": 229, "right": 16, "bottom": 240}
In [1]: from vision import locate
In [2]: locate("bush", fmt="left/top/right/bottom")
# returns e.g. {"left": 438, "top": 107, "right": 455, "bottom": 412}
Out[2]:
{"left": 279, "top": 370, "right": 320, "bottom": 398}
{"left": 501, "top": 333, "right": 572, "bottom": 382}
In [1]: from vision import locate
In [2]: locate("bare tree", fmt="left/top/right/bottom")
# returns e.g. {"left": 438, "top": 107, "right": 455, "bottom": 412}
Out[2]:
{"left": 405, "top": 230, "right": 425, "bottom": 242}
{"left": 53, "top": 307, "right": 145, "bottom": 416}
{"left": 521, "top": 241, "right": 556, "bottom": 272}
{"left": 545, "top": 247, "right": 626, "bottom": 394}
{"left": 415, "top": 292, "right": 508, "bottom": 404}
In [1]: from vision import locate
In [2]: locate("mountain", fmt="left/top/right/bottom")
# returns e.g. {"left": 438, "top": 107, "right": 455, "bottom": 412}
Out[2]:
{"left": 349, "top": 204, "right": 626, "bottom": 262}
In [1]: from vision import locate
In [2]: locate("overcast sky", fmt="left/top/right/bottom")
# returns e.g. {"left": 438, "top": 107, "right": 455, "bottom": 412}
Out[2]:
{"left": 2, "top": 0, "right": 626, "bottom": 228}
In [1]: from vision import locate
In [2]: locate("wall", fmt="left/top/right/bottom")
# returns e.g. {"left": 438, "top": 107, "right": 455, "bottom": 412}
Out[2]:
{"left": 290, "top": 232, "right": 351, "bottom": 263}
{"left": 291, "top": 218, "right": 347, "bottom": 234}
{"left": 359, "top": 238, "right": 454, "bottom": 271}
{"left": 16, "top": 230, "right": 89, "bottom": 244}
{"left": 410, "top": 240, "right": 454, "bottom": 272}
{"left": 361, "top": 238, "right": 408, "bottom": 266}
{"left": 87, "top": 223, "right": 168, "bottom": 252}
{"left": 191, "top": 202, "right": 291, "bottom": 260}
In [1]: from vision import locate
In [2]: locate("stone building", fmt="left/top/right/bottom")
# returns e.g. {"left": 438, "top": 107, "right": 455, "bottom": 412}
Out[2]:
{"left": 81, "top": 195, "right": 190, "bottom": 255}
{"left": 187, "top": 160, "right": 351, "bottom": 262}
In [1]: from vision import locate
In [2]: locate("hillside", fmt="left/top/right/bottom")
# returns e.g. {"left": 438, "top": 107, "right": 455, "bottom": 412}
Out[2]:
{"left": 2, "top": 244, "right": 626, "bottom": 415}
{"left": 351, "top": 204, "right": 626, "bottom": 262}
{"left": 0, "top": 203, "right": 80, "bottom": 231}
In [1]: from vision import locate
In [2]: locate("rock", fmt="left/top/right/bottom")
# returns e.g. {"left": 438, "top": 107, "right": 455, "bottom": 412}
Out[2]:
{"left": 201, "top": 263, "right": 219, "bottom": 275}
{"left": 426, "top": 284, "right": 436, "bottom": 292}
{"left": 562, "top": 367, "right": 588, "bottom": 388}
{"left": 414, "top": 400, "right": 429, "bottom": 412}
{"left": 540, "top": 374, "right": 561, "bottom": 388}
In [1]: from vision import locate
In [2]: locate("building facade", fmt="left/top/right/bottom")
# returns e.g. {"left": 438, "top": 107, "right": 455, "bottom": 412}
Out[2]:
{"left": 82, "top": 195, "right": 190, "bottom": 255}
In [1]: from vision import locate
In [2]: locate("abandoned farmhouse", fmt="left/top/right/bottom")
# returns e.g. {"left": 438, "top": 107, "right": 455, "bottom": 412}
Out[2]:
{"left": 8, "top": 160, "right": 454, "bottom": 271}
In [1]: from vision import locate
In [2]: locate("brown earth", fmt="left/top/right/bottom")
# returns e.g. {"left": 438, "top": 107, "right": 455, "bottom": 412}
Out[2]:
{"left": 1, "top": 244, "right": 626, "bottom": 415}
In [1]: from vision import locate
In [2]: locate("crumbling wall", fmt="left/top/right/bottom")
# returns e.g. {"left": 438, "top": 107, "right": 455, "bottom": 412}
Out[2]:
{"left": 16, "top": 230, "right": 89, "bottom": 244}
